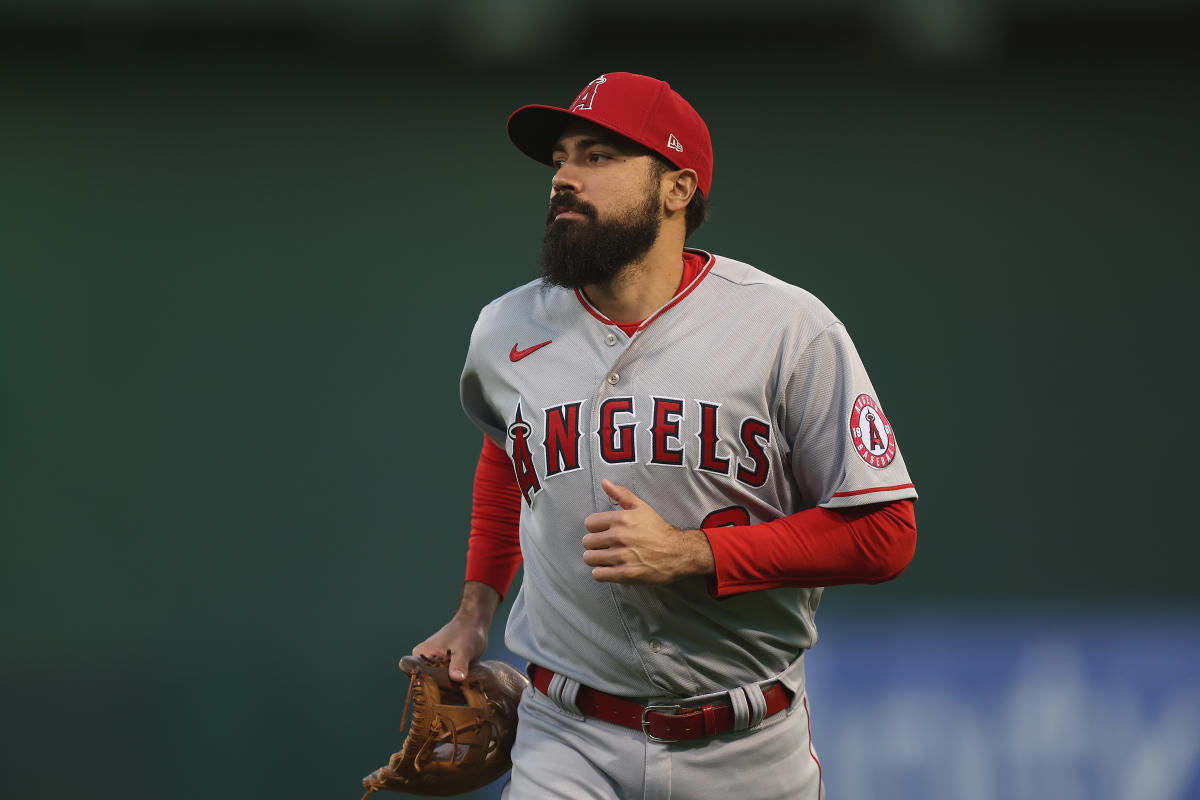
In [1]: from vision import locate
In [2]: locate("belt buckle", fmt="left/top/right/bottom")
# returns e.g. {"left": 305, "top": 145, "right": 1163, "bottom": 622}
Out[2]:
{"left": 641, "top": 704, "right": 684, "bottom": 743}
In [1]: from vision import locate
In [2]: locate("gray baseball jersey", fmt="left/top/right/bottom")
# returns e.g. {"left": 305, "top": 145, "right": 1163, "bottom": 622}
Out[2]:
{"left": 461, "top": 249, "right": 917, "bottom": 699}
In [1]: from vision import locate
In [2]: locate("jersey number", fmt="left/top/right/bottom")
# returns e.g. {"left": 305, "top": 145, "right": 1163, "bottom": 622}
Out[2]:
{"left": 701, "top": 506, "right": 751, "bottom": 528}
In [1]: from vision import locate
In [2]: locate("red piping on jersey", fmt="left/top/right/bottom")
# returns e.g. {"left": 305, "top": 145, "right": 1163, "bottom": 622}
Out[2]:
{"left": 804, "top": 695, "right": 824, "bottom": 799}
{"left": 575, "top": 291, "right": 609, "bottom": 326}
{"left": 574, "top": 249, "right": 714, "bottom": 335}
{"left": 831, "top": 483, "right": 915, "bottom": 498}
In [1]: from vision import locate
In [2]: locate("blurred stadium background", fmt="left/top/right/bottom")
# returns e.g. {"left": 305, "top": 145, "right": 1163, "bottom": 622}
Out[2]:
{"left": 2, "top": 1, "right": 1198, "bottom": 798}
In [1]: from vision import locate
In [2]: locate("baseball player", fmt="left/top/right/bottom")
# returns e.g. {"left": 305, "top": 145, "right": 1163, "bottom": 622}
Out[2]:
{"left": 412, "top": 72, "right": 918, "bottom": 800}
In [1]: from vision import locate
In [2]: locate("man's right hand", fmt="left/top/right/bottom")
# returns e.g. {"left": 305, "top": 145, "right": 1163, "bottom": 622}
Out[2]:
{"left": 411, "top": 581, "right": 502, "bottom": 682}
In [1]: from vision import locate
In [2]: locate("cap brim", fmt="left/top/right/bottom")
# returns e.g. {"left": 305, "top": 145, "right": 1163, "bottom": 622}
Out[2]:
{"left": 506, "top": 104, "right": 583, "bottom": 167}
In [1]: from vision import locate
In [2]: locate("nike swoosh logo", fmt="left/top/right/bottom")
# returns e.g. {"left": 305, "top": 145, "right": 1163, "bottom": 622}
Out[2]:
{"left": 510, "top": 340, "right": 553, "bottom": 362}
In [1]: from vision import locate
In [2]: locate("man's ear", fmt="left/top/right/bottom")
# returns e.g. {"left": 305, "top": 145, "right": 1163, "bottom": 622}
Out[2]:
{"left": 663, "top": 169, "right": 698, "bottom": 213}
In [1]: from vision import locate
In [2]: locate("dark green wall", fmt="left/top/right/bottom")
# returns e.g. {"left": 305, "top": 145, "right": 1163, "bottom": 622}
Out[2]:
{"left": 2, "top": 42, "right": 1197, "bottom": 798}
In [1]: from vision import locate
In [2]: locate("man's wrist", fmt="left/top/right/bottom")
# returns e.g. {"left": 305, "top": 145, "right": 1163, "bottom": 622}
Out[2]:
{"left": 683, "top": 528, "right": 717, "bottom": 577}
{"left": 456, "top": 580, "right": 502, "bottom": 624}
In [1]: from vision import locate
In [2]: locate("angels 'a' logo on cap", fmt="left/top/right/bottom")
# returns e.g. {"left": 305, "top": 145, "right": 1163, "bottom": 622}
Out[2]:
{"left": 850, "top": 393, "right": 897, "bottom": 468}
{"left": 667, "top": 134, "right": 683, "bottom": 152}
{"left": 571, "top": 75, "right": 607, "bottom": 112}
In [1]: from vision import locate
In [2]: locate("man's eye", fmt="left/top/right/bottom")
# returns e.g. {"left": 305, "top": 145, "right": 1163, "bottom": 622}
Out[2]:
{"left": 550, "top": 153, "right": 611, "bottom": 167}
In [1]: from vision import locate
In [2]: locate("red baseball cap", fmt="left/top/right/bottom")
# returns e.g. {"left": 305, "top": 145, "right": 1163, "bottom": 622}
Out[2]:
{"left": 507, "top": 72, "right": 714, "bottom": 197}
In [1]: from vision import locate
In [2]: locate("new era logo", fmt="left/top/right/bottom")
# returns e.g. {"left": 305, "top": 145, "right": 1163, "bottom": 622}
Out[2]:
{"left": 667, "top": 134, "right": 683, "bottom": 153}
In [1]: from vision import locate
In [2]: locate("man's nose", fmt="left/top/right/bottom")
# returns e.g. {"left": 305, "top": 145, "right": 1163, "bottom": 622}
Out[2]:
{"left": 551, "top": 164, "right": 583, "bottom": 195}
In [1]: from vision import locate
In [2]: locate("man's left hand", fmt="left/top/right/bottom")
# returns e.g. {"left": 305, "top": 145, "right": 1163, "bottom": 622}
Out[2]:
{"left": 582, "top": 479, "right": 716, "bottom": 584}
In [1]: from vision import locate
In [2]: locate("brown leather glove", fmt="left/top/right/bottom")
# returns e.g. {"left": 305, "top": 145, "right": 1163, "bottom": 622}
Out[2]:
{"left": 361, "top": 654, "right": 529, "bottom": 798}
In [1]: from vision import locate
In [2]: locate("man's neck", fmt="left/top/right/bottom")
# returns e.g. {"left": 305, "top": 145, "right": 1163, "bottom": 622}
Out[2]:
{"left": 583, "top": 237, "right": 686, "bottom": 324}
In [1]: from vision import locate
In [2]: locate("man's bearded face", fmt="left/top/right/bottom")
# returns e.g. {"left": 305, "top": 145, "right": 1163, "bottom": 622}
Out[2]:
{"left": 540, "top": 171, "right": 662, "bottom": 290}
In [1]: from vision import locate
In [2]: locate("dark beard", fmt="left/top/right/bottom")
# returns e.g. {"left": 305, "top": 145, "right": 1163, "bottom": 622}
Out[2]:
{"left": 539, "top": 189, "right": 661, "bottom": 290}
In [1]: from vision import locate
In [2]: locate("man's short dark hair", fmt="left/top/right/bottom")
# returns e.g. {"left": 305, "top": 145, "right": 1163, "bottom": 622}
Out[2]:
{"left": 650, "top": 156, "right": 709, "bottom": 240}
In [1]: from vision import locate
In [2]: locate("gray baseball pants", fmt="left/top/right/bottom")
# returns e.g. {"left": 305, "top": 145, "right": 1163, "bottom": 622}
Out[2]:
{"left": 501, "top": 680, "right": 825, "bottom": 800}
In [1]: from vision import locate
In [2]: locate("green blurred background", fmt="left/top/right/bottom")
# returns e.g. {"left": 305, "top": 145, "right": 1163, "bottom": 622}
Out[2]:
{"left": 2, "top": 2, "right": 1198, "bottom": 798}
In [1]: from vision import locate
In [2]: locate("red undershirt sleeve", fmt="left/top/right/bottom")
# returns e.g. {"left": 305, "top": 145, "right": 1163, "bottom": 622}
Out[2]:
{"left": 703, "top": 500, "right": 917, "bottom": 598}
{"left": 463, "top": 436, "right": 523, "bottom": 598}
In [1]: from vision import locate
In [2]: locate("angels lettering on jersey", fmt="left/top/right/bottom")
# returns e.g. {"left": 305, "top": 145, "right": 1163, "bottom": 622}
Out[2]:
{"left": 505, "top": 398, "right": 771, "bottom": 506}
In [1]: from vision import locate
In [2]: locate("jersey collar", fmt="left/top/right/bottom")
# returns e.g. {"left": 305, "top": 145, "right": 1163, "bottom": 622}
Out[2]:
{"left": 574, "top": 249, "right": 715, "bottom": 336}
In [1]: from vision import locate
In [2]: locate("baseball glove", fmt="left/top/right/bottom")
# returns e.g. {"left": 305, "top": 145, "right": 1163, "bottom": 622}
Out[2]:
{"left": 361, "top": 653, "right": 529, "bottom": 798}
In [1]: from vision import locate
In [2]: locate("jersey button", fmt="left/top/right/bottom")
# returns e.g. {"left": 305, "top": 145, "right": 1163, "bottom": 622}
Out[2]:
{"left": 648, "top": 639, "right": 663, "bottom": 653}
{"left": 607, "top": 372, "right": 620, "bottom": 385}
{"left": 605, "top": 333, "right": 617, "bottom": 346}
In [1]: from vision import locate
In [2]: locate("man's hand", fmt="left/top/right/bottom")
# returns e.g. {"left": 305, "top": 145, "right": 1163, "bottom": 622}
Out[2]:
{"left": 582, "top": 479, "right": 716, "bottom": 584}
{"left": 411, "top": 581, "right": 501, "bottom": 682}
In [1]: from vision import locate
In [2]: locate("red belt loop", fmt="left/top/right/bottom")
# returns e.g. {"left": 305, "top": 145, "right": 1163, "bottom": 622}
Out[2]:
{"left": 530, "top": 664, "right": 793, "bottom": 743}
{"left": 702, "top": 705, "right": 719, "bottom": 736}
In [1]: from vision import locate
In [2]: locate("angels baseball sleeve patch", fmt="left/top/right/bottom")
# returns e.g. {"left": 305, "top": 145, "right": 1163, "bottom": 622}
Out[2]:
{"left": 850, "top": 393, "right": 897, "bottom": 468}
